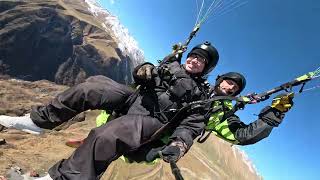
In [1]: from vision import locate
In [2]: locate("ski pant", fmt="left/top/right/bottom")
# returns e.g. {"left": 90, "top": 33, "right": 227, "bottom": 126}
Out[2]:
{"left": 30, "top": 76, "right": 135, "bottom": 129}
{"left": 48, "top": 114, "right": 164, "bottom": 180}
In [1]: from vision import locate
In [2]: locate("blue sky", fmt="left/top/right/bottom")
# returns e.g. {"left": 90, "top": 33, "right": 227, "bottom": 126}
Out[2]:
{"left": 100, "top": 0, "right": 320, "bottom": 179}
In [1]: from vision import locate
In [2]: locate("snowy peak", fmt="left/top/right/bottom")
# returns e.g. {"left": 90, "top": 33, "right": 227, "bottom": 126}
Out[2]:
{"left": 84, "top": 0, "right": 145, "bottom": 67}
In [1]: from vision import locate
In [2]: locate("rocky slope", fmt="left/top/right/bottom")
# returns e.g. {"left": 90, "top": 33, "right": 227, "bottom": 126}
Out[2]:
{"left": 0, "top": 0, "right": 144, "bottom": 86}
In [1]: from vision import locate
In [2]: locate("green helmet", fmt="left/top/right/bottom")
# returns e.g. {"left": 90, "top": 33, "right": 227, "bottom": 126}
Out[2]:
{"left": 215, "top": 72, "right": 246, "bottom": 96}
{"left": 187, "top": 41, "right": 219, "bottom": 75}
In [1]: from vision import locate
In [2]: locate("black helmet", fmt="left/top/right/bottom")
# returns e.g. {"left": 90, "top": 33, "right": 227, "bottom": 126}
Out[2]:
{"left": 187, "top": 41, "right": 219, "bottom": 75}
{"left": 215, "top": 72, "right": 246, "bottom": 96}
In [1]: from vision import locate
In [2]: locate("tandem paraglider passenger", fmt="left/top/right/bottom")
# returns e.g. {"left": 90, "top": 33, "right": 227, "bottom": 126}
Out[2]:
{"left": 1, "top": 42, "right": 220, "bottom": 179}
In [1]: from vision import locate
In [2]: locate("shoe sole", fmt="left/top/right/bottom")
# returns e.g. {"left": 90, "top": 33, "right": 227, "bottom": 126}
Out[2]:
{"left": 65, "top": 139, "right": 84, "bottom": 148}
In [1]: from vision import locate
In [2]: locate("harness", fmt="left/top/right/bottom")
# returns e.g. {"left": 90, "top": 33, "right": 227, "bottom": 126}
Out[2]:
{"left": 198, "top": 99, "right": 239, "bottom": 144}
{"left": 142, "top": 62, "right": 210, "bottom": 124}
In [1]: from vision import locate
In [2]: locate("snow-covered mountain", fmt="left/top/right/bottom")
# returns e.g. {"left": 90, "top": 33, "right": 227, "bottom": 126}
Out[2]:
{"left": 84, "top": 0, "right": 145, "bottom": 67}
{"left": 0, "top": 0, "right": 145, "bottom": 85}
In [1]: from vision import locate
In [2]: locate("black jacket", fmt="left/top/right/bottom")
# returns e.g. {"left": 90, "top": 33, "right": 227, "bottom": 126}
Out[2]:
{"left": 228, "top": 106, "right": 284, "bottom": 145}
{"left": 132, "top": 56, "right": 210, "bottom": 150}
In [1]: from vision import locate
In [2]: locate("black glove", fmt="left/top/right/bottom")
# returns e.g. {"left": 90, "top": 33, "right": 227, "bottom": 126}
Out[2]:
{"left": 159, "top": 145, "right": 182, "bottom": 163}
{"left": 145, "top": 145, "right": 182, "bottom": 163}
{"left": 136, "top": 64, "right": 158, "bottom": 80}
{"left": 161, "top": 141, "right": 187, "bottom": 163}
{"left": 146, "top": 140, "right": 188, "bottom": 163}
{"left": 145, "top": 146, "right": 164, "bottom": 162}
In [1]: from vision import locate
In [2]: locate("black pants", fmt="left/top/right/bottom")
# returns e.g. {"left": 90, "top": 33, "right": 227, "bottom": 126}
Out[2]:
{"left": 48, "top": 114, "right": 164, "bottom": 180}
{"left": 30, "top": 76, "right": 135, "bottom": 129}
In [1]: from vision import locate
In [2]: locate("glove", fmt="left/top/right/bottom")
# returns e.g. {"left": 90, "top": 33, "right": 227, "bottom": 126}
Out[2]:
{"left": 145, "top": 145, "right": 182, "bottom": 163}
{"left": 159, "top": 145, "right": 181, "bottom": 163}
{"left": 136, "top": 64, "right": 157, "bottom": 80}
{"left": 160, "top": 141, "right": 187, "bottom": 163}
{"left": 271, "top": 92, "right": 294, "bottom": 112}
{"left": 146, "top": 141, "right": 187, "bottom": 163}
{"left": 145, "top": 146, "right": 164, "bottom": 162}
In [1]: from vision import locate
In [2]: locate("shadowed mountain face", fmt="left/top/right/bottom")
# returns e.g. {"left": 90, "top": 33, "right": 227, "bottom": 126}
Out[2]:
{"left": 0, "top": 0, "right": 144, "bottom": 85}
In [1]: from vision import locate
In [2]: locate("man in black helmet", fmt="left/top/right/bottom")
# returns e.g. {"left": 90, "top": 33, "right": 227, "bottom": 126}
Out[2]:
{"left": 0, "top": 41, "right": 220, "bottom": 179}
{"left": 0, "top": 41, "right": 219, "bottom": 135}
{"left": 185, "top": 41, "right": 219, "bottom": 75}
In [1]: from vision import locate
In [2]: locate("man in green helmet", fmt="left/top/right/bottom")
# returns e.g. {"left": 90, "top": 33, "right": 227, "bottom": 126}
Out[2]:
{"left": 199, "top": 72, "right": 294, "bottom": 146}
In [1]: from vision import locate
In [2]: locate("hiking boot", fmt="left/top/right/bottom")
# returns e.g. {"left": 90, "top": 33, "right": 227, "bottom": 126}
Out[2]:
{"left": 0, "top": 114, "right": 43, "bottom": 135}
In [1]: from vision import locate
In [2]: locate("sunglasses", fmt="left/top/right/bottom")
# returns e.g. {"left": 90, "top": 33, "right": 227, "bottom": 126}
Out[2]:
{"left": 189, "top": 54, "right": 207, "bottom": 64}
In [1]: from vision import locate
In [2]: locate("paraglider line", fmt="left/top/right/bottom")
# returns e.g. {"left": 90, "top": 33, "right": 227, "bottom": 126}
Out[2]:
{"left": 300, "top": 84, "right": 320, "bottom": 92}
{"left": 210, "top": 0, "right": 248, "bottom": 20}
{"left": 195, "top": 0, "right": 206, "bottom": 26}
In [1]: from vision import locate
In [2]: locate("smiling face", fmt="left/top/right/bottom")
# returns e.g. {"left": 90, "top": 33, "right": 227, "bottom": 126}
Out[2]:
{"left": 185, "top": 54, "right": 206, "bottom": 74}
{"left": 215, "top": 79, "right": 240, "bottom": 96}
